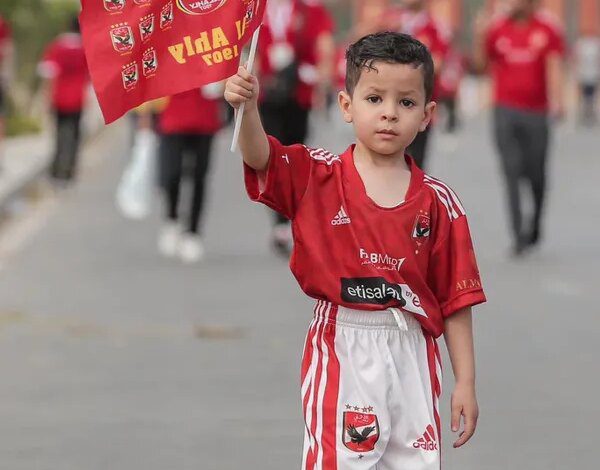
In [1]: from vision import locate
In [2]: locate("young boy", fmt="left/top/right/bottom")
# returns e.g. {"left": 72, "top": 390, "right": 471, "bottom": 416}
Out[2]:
{"left": 225, "top": 32, "right": 486, "bottom": 469}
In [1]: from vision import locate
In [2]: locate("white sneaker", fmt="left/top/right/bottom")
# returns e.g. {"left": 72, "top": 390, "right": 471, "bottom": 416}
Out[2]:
{"left": 178, "top": 233, "right": 205, "bottom": 264}
{"left": 158, "top": 222, "right": 181, "bottom": 257}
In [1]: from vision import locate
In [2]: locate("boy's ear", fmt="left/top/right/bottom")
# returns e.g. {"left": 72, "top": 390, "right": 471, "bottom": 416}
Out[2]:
{"left": 338, "top": 90, "right": 353, "bottom": 123}
{"left": 419, "top": 101, "right": 436, "bottom": 132}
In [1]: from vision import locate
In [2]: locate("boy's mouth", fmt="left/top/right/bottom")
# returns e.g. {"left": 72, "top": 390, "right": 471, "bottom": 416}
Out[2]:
{"left": 376, "top": 129, "right": 398, "bottom": 136}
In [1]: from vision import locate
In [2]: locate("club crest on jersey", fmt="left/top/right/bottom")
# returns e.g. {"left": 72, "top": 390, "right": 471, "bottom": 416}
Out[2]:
{"left": 177, "top": 0, "right": 227, "bottom": 15}
{"left": 139, "top": 14, "right": 155, "bottom": 42}
{"left": 110, "top": 24, "right": 134, "bottom": 53}
{"left": 161, "top": 1, "right": 175, "bottom": 29}
{"left": 104, "top": 0, "right": 126, "bottom": 13}
{"left": 412, "top": 211, "right": 431, "bottom": 244}
{"left": 142, "top": 48, "right": 158, "bottom": 76}
{"left": 121, "top": 62, "right": 139, "bottom": 91}
{"left": 343, "top": 411, "right": 380, "bottom": 452}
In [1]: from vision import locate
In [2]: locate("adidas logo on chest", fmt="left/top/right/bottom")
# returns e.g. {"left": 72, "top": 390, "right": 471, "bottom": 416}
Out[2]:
{"left": 331, "top": 205, "right": 351, "bottom": 226}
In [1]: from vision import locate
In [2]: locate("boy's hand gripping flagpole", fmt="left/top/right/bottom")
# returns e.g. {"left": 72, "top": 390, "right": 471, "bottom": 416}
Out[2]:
{"left": 230, "top": 25, "right": 262, "bottom": 153}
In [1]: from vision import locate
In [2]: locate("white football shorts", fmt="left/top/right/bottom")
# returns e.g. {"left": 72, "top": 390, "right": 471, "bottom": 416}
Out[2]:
{"left": 301, "top": 300, "right": 442, "bottom": 470}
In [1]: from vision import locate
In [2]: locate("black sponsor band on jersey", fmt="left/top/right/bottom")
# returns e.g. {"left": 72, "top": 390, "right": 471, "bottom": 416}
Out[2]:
{"left": 341, "top": 277, "right": 407, "bottom": 306}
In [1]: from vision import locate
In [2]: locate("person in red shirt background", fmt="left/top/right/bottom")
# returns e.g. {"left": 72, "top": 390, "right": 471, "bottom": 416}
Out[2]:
{"left": 257, "top": 0, "right": 335, "bottom": 255}
{"left": 0, "top": 15, "right": 12, "bottom": 157}
{"left": 385, "top": 0, "right": 449, "bottom": 169}
{"left": 473, "top": 0, "right": 565, "bottom": 256}
{"left": 156, "top": 85, "right": 224, "bottom": 264}
{"left": 38, "top": 17, "right": 89, "bottom": 184}
{"left": 437, "top": 35, "right": 466, "bottom": 134}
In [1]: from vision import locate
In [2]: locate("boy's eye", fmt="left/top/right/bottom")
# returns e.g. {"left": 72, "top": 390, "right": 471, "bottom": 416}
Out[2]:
{"left": 366, "top": 96, "right": 381, "bottom": 104}
{"left": 400, "top": 99, "right": 415, "bottom": 107}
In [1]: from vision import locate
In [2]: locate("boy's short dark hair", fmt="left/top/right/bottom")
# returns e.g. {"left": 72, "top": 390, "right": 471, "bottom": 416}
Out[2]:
{"left": 345, "top": 32, "right": 435, "bottom": 103}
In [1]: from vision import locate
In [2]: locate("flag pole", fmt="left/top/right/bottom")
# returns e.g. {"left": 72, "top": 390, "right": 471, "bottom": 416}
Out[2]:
{"left": 230, "top": 25, "right": 262, "bottom": 153}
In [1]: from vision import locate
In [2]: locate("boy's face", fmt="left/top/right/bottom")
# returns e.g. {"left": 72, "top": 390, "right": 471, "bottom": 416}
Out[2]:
{"left": 338, "top": 62, "right": 435, "bottom": 157}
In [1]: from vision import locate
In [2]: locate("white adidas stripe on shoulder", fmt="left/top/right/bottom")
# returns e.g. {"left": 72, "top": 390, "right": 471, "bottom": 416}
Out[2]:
{"left": 304, "top": 146, "right": 341, "bottom": 166}
{"left": 423, "top": 175, "right": 466, "bottom": 220}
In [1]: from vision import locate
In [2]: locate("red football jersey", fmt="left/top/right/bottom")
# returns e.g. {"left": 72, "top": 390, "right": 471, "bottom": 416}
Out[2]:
{"left": 485, "top": 12, "right": 565, "bottom": 112}
{"left": 259, "top": 0, "right": 334, "bottom": 109}
{"left": 245, "top": 137, "right": 486, "bottom": 338}
{"left": 40, "top": 33, "right": 89, "bottom": 113}
{"left": 385, "top": 8, "right": 449, "bottom": 100}
{"left": 159, "top": 88, "right": 223, "bottom": 135}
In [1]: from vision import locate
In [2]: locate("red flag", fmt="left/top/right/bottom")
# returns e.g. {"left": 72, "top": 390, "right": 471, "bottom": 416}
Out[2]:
{"left": 80, "top": 0, "right": 265, "bottom": 123}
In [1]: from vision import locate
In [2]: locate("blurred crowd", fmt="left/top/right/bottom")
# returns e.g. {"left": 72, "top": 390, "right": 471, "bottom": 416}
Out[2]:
{"left": 0, "top": 0, "right": 599, "bottom": 261}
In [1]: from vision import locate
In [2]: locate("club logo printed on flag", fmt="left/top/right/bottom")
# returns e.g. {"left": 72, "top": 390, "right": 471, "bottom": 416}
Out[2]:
{"left": 160, "top": 1, "right": 175, "bottom": 29}
{"left": 110, "top": 23, "right": 135, "bottom": 53}
{"left": 121, "top": 62, "right": 139, "bottom": 90}
{"left": 343, "top": 411, "right": 380, "bottom": 453}
{"left": 104, "top": 0, "right": 126, "bottom": 13}
{"left": 139, "top": 14, "right": 155, "bottom": 42}
{"left": 177, "top": 0, "right": 228, "bottom": 15}
{"left": 142, "top": 48, "right": 158, "bottom": 76}
{"left": 80, "top": 0, "right": 265, "bottom": 123}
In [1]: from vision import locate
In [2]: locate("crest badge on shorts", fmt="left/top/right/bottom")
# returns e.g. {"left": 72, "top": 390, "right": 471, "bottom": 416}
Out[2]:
{"left": 343, "top": 412, "right": 380, "bottom": 452}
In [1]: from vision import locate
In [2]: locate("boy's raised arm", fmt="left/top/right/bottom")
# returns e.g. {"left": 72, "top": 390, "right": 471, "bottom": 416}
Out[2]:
{"left": 225, "top": 66, "right": 270, "bottom": 171}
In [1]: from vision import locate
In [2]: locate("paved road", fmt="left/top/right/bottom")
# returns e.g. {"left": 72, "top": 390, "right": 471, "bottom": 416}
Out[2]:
{"left": 0, "top": 111, "right": 597, "bottom": 469}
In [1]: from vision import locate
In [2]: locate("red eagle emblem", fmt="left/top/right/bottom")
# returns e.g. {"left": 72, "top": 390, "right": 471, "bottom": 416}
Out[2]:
{"left": 177, "top": 0, "right": 228, "bottom": 15}
{"left": 142, "top": 48, "right": 158, "bottom": 77}
{"left": 139, "top": 15, "right": 155, "bottom": 42}
{"left": 121, "top": 62, "right": 139, "bottom": 91}
{"left": 110, "top": 25, "right": 134, "bottom": 53}
{"left": 160, "top": 1, "right": 175, "bottom": 29}
{"left": 412, "top": 213, "right": 431, "bottom": 243}
{"left": 342, "top": 412, "right": 380, "bottom": 453}
{"left": 104, "top": 0, "right": 126, "bottom": 12}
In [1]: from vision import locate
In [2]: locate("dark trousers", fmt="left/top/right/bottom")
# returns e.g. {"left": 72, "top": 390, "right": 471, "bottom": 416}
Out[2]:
{"left": 158, "top": 133, "right": 214, "bottom": 234}
{"left": 439, "top": 97, "right": 458, "bottom": 133}
{"left": 493, "top": 106, "right": 550, "bottom": 245}
{"left": 51, "top": 111, "right": 82, "bottom": 181}
{"left": 407, "top": 126, "right": 431, "bottom": 169}
{"left": 260, "top": 99, "right": 309, "bottom": 225}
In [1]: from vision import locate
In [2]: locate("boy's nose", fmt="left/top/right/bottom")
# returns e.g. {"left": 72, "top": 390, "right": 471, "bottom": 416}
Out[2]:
{"left": 382, "top": 109, "right": 399, "bottom": 122}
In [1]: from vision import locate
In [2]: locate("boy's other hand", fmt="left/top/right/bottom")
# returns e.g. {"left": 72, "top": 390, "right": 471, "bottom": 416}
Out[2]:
{"left": 224, "top": 66, "right": 259, "bottom": 114}
{"left": 450, "top": 381, "right": 479, "bottom": 448}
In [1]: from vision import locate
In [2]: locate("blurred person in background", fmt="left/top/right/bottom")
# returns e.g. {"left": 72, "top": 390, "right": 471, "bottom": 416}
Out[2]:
{"left": 257, "top": 0, "right": 335, "bottom": 255}
{"left": 473, "top": 0, "right": 565, "bottom": 256}
{"left": 574, "top": 32, "right": 600, "bottom": 125}
{"left": 38, "top": 17, "right": 89, "bottom": 185}
{"left": 437, "top": 35, "right": 466, "bottom": 135}
{"left": 385, "top": 0, "right": 449, "bottom": 169}
{"left": 0, "top": 14, "right": 12, "bottom": 167}
{"left": 157, "top": 85, "right": 223, "bottom": 264}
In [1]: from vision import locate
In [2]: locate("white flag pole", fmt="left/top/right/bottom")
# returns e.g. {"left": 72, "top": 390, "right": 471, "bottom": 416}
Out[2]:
{"left": 230, "top": 25, "right": 262, "bottom": 153}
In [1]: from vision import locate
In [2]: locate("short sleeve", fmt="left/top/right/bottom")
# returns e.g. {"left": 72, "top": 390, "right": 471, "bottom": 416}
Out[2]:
{"left": 428, "top": 214, "right": 486, "bottom": 318}
{"left": 38, "top": 42, "right": 60, "bottom": 79}
{"left": 244, "top": 135, "right": 312, "bottom": 220}
{"left": 546, "top": 23, "right": 565, "bottom": 56}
